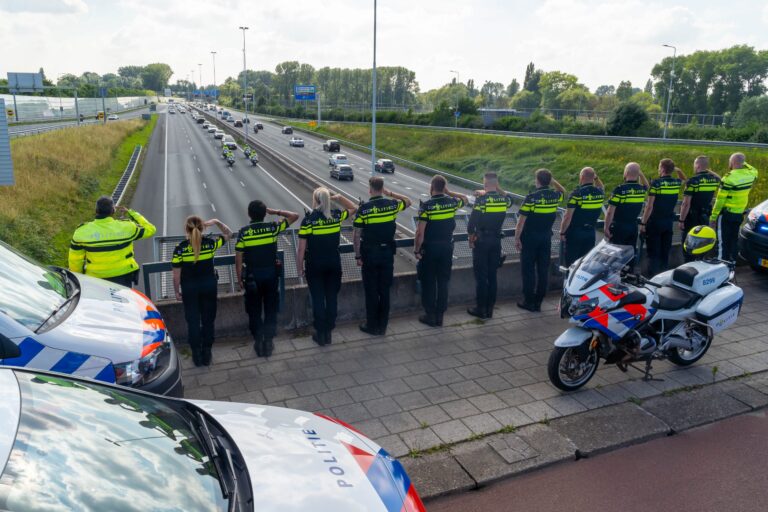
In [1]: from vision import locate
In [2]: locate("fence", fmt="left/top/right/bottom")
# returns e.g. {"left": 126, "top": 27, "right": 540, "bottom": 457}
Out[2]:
{"left": 2, "top": 93, "right": 153, "bottom": 123}
{"left": 112, "top": 145, "right": 142, "bottom": 205}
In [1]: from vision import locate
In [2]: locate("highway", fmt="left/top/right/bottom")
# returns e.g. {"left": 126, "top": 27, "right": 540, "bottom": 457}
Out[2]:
{"left": 8, "top": 106, "right": 152, "bottom": 138}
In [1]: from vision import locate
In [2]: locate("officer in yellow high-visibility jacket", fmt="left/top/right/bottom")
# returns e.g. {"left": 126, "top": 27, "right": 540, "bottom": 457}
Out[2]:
{"left": 710, "top": 153, "right": 759, "bottom": 262}
{"left": 69, "top": 196, "right": 156, "bottom": 287}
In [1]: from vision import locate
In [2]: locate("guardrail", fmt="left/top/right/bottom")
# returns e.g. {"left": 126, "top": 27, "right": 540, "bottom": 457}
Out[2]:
{"left": 112, "top": 145, "right": 142, "bottom": 205}
{"left": 8, "top": 105, "right": 151, "bottom": 139}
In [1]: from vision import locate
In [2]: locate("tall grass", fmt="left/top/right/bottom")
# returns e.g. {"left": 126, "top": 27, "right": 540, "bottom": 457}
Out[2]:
{"left": 303, "top": 123, "right": 768, "bottom": 202}
{"left": 0, "top": 117, "right": 157, "bottom": 265}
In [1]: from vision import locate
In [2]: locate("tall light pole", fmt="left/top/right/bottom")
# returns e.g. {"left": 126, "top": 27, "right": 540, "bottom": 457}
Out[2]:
{"left": 197, "top": 63, "right": 202, "bottom": 99}
{"left": 371, "top": 0, "right": 377, "bottom": 176}
{"left": 210, "top": 51, "right": 217, "bottom": 103}
{"left": 450, "top": 70, "right": 460, "bottom": 128}
{"left": 662, "top": 44, "right": 676, "bottom": 139}
{"left": 239, "top": 26, "right": 249, "bottom": 142}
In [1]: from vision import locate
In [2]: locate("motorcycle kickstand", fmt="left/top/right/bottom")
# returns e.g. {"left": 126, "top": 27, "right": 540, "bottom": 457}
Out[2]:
{"left": 627, "top": 359, "right": 665, "bottom": 382}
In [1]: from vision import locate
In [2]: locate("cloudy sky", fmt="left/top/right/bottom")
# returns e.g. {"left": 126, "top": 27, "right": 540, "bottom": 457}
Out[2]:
{"left": 1, "top": 0, "right": 767, "bottom": 92}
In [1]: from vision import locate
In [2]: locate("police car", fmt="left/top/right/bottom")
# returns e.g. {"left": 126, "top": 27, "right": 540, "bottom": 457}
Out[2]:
{"left": 0, "top": 240, "right": 182, "bottom": 396}
{"left": 0, "top": 367, "right": 426, "bottom": 512}
{"left": 739, "top": 198, "right": 768, "bottom": 272}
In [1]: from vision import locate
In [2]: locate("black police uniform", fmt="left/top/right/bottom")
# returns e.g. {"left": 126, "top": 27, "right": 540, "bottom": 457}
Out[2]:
{"left": 354, "top": 195, "right": 407, "bottom": 334}
{"left": 645, "top": 175, "right": 682, "bottom": 276}
{"left": 235, "top": 218, "right": 288, "bottom": 356}
{"left": 299, "top": 208, "right": 349, "bottom": 344}
{"left": 564, "top": 183, "right": 605, "bottom": 266}
{"left": 418, "top": 194, "right": 464, "bottom": 325}
{"left": 682, "top": 172, "right": 720, "bottom": 261}
{"left": 518, "top": 187, "right": 563, "bottom": 308}
{"left": 171, "top": 235, "right": 224, "bottom": 365}
{"left": 607, "top": 181, "right": 648, "bottom": 249}
{"left": 467, "top": 191, "right": 513, "bottom": 318}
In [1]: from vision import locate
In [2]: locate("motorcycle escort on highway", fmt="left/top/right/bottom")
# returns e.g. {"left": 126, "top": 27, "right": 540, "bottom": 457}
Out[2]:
{"left": 225, "top": 150, "right": 235, "bottom": 167}
{"left": 249, "top": 152, "right": 259, "bottom": 166}
{"left": 548, "top": 227, "right": 744, "bottom": 391}
{"left": 244, "top": 146, "right": 252, "bottom": 158}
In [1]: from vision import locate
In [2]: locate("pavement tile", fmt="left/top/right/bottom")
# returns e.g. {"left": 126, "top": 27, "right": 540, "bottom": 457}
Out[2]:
{"left": 284, "top": 396, "right": 323, "bottom": 412}
{"left": 332, "top": 402, "right": 373, "bottom": 423}
{"left": 196, "top": 369, "right": 230, "bottom": 387}
{"left": 462, "top": 413, "right": 503, "bottom": 436}
{"left": 301, "top": 364, "right": 336, "bottom": 380}
{"left": 496, "top": 388, "right": 536, "bottom": 407}
{"left": 432, "top": 419, "right": 473, "bottom": 444}
{"left": 316, "top": 389, "right": 355, "bottom": 408}
{"left": 641, "top": 385, "right": 751, "bottom": 432}
{"left": 432, "top": 355, "right": 464, "bottom": 370}
{"left": 455, "top": 351, "right": 488, "bottom": 365}
{"left": 410, "top": 405, "right": 452, "bottom": 427}
{"left": 522, "top": 382, "right": 562, "bottom": 400}
{"left": 399, "top": 428, "right": 444, "bottom": 451}
{"left": 490, "top": 407, "right": 534, "bottom": 429}
{"left": 292, "top": 379, "right": 329, "bottom": 397}
{"left": 403, "top": 374, "right": 440, "bottom": 391}
{"left": 377, "top": 434, "right": 409, "bottom": 458}
{"left": 352, "top": 418, "right": 390, "bottom": 439}
{"left": 544, "top": 395, "right": 588, "bottom": 416}
{"left": 570, "top": 388, "right": 614, "bottom": 410}
{"left": 185, "top": 386, "right": 215, "bottom": 400}
{"left": 468, "top": 394, "right": 508, "bottom": 413}
{"left": 351, "top": 368, "right": 387, "bottom": 385}
{"left": 718, "top": 381, "right": 768, "bottom": 410}
{"left": 364, "top": 397, "right": 402, "bottom": 417}
{"left": 347, "top": 383, "right": 384, "bottom": 402}
{"left": 381, "top": 412, "right": 420, "bottom": 434}
{"left": 400, "top": 453, "right": 475, "bottom": 500}
{"left": 379, "top": 365, "right": 413, "bottom": 380}
{"left": 228, "top": 390, "right": 266, "bottom": 404}
{"left": 242, "top": 374, "right": 279, "bottom": 392}
{"left": 431, "top": 369, "right": 465, "bottom": 385}
{"left": 262, "top": 385, "right": 298, "bottom": 403}
{"left": 456, "top": 363, "right": 492, "bottom": 380}
{"left": 500, "top": 370, "right": 538, "bottom": 387}
{"left": 518, "top": 401, "right": 561, "bottom": 423}
{"left": 323, "top": 374, "right": 357, "bottom": 391}
{"left": 448, "top": 380, "right": 486, "bottom": 398}
{"left": 440, "top": 399, "right": 482, "bottom": 420}
{"left": 422, "top": 386, "right": 461, "bottom": 405}
{"left": 375, "top": 378, "right": 412, "bottom": 396}
{"left": 393, "top": 391, "right": 432, "bottom": 411}
{"left": 474, "top": 375, "right": 510, "bottom": 393}
{"left": 404, "top": 360, "right": 439, "bottom": 374}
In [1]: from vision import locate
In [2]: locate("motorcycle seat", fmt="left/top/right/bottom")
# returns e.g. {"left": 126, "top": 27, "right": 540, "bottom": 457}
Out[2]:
{"left": 652, "top": 286, "right": 700, "bottom": 310}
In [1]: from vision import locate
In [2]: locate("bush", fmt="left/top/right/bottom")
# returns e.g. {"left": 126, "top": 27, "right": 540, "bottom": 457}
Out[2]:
{"left": 606, "top": 102, "right": 650, "bottom": 136}
{"left": 734, "top": 96, "right": 768, "bottom": 128}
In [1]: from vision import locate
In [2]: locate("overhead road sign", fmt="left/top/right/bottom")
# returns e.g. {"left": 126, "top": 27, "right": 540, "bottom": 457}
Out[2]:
{"left": 294, "top": 85, "right": 316, "bottom": 101}
{"left": 0, "top": 100, "right": 14, "bottom": 186}
{"left": 6, "top": 72, "right": 44, "bottom": 93}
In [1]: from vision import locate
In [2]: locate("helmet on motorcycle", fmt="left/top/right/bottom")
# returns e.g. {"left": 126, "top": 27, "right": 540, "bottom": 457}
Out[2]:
{"left": 683, "top": 225, "right": 717, "bottom": 257}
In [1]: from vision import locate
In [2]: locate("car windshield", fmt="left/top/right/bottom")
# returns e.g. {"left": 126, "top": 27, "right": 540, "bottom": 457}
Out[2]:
{"left": 575, "top": 241, "right": 634, "bottom": 290}
{"left": 0, "top": 371, "right": 230, "bottom": 512}
{"left": 0, "top": 241, "right": 70, "bottom": 330}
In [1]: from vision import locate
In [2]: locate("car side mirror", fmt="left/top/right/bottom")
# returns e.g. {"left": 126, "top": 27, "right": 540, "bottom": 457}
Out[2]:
{"left": 0, "top": 334, "right": 21, "bottom": 360}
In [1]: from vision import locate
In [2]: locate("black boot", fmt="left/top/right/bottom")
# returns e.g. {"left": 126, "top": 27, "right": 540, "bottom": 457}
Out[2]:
{"left": 435, "top": 313, "right": 444, "bottom": 327}
{"left": 312, "top": 330, "right": 326, "bottom": 346}
{"left": 418, "top": 314, "right": 437, "bottom": 327}
{"left": 467, "top": 307, "right": 487, "bottom": 319}
{"left": 325, "top": 330, "right": 333, "bottom": 345}
{"left": 517, "top": 301, "right": 537, "bottom": 312}
{"left": 191, "top": 347, "right": 204, "bottom": 367}
{"left": 359, "top": 323, "right": 380, "bottom": 336}
{"left": 253, "top": 334, "right": 264, "bottom": 357}
{"left": 263, "top": 338, "right": 274, "bottom": 357}
{"left": 202, "top": 345, "right": 212, "bottom": 366}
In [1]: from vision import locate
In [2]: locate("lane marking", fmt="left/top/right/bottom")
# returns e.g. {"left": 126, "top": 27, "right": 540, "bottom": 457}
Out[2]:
{"left": 202, "top": 182, "right": 207, "bottom": 189}
{"left": 256, "top": 164, "right": 311, "bottom": 210}
{"left": 197, "top": 167, "right": 200, "bottom": 173}
{"left": 193, "top": 155, "right": 196, "bottom": 160}
{"left": 211, "top": 203, "right": 216, "bottom": 212}
{"left": 240, "top": 181, "right": 246, "bottom": 187}
{"left": 162, "top": 111, "right": 168, "bottom": 236}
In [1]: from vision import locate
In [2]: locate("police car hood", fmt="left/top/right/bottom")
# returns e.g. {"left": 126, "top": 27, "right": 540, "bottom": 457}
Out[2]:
{"left": 37, "top": 275, "right": 164, "bottom": 364}
{"left": 192, "top": 400, "right": 424, "bottom": 512}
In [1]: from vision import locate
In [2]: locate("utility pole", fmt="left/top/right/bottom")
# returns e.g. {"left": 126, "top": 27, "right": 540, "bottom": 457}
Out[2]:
{"left": 239, "top": 26, "right": 249, "bottom": 141}
{"left": 371, "top": 0, "right": 377, "bottom": 176}
{"left": 662, "top": 44, "right": 677, "bottom": 139}
{"left": 450, "top": 70, "right": 460, "bottom": 128}
{"left": 198, "top": 63, "right": 202, "bottom": 99}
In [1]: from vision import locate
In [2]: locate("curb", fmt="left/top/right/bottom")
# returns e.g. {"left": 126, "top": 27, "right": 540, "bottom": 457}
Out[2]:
{"left": 407, "top": 370, "right": 768, "bottom": 502}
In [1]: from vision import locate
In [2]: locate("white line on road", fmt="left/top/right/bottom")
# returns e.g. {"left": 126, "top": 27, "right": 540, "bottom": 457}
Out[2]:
{"left": 257, "top": 164, "right": 311, "bottom": 210}
{"left": 211, "top": 203, "right": 216, "bottom": 212}
{"left": 197, "top": 167, "right": 200, "bottom": 173}
{"left": 202, "top": 182, "right": 207, "bottom": 189}
{"left": 240, "top": 181, "right": 245, "bottom": 187}
{"left": 193, "top": 155, "right": 196, "bottom": 160}
{"left": 162, "top": 112, "right": 168, "bottom": 236}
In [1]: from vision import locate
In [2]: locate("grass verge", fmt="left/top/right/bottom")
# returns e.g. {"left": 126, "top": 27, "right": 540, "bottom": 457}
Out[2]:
{"left": 0, "top": 115, "right": 158, "bottom": 266}
{"left": 297, "top": 122, "right": 768, "bottom": 202}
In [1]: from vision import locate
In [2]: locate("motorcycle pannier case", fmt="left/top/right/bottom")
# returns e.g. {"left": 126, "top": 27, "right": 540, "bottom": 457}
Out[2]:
{"left": 695, "top": 284, "right": 743, "bottom": 333}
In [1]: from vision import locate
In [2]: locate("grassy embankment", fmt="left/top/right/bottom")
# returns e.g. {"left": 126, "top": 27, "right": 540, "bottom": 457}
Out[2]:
{"left": 0, "top": 115, "right": 158, "bottom": 266}
{"left": 299, "top": 123, "right": 768, "bottom": 202}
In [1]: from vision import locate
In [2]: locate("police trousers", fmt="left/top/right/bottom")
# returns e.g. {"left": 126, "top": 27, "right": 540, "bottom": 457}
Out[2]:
{"left": 419, "top": 243, "right": 453, "bottom": 318}
{"left": 306, "top": 259, "right": 342, "bottom": 334}
{"left": 361, "top": 245, "right": 395, "bottom": 333}
{"left": 181, "top": 274, "right": 218, "bottom": 353}
{"left": 244, "top": 267, "right": 279, "bottom": 342}
{"left": 472, "top": 237, "right": 502, "bottom": 315}
{"left": 521, "top": 233, "right": 551, "bottom": 305}
{"left": 717, "top": 211, "right": 743, "bottom": 262}
{"left": 104, "top": 270, "right": 138, "bottom": 288}
{"left": 565, "top": 226, "right": 596, "bottom": 266}
{"left": 645, "top": 218, "right": 674, "bottom": 277}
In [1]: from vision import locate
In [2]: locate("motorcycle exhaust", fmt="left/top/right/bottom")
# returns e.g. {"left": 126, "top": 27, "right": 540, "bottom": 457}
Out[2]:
{"left": 662, "top": 335, "right": 693, "bottom": 351}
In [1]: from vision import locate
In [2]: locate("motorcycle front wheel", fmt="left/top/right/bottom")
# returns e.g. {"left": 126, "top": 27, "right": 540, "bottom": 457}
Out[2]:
{"left": 547, "top": 345, "right": 599, "bottom": 391}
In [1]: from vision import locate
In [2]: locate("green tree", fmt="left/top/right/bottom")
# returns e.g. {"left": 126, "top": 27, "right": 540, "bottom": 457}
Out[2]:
{"left": 523, "top": 62, "right": 541, "bottom": 92}
{"left": 539, "top": 71, "right": 581, "bottom": 109}
{"left": 118, "top": 66, "right": 145, "bottom": 79}
{"left": 506, "top": 78, "right": 520, "bottom": 97}
{"left": 644, "top": 79, "right": 653, "bottom": 94}
{"left": 733, "top": 96, "right": 768, "bottom": 127}
{"left": 510, "top": 90, "right": 540, "bottom": 109}
{"left": 606, "top": 102, "right": 651, "bottom": 136}
{"left": 595, "top": 85, "right": 615, "bottom": 97}
{"left": 140, "top": 63, "right": 173, "bottom": 91}
{"left": 616, "top": 80, "right": 633, "bottom": 102}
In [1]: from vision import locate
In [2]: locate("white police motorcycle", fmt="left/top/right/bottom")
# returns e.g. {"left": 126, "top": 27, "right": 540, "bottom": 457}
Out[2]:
{"left": 549, "top": 239, "right": 744, "bottom": 391}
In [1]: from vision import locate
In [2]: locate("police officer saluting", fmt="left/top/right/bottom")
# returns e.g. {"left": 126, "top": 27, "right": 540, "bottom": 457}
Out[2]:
{"left": 640, "top": 159, "right": 684, "bottom": 276}
{"left": 679, "top": 156, "right": 720, "bottom": 261}
{"left": 414, "top": 176, "right": 468, "bottom": 327}
{"left": 603, "top": 162, "right": 649, "bottom": 268}
{"left": 354, "top": 176, "right": 412, "bottom": 336}
{"left": 235, "top": 200, "right": 299, "bottom": 357}
{"left": 466, "top": 172, "right": 513, "bottom": 319}
{"left": 69, "top": 196, "right": 156, "bottom": 287}
{"left": 515, "top": 169, "right": 565, "bottom": 312}
{"left": 559, "top": 167, "right": 605, "bottom": 266}
{"left": 710, "top": 152, "right": 759, "bottom": 262}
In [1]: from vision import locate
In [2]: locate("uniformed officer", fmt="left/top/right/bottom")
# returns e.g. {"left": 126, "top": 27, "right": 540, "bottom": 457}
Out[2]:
{"left": 640, "top": 159, "right": 684, "bottom": 276}
{"left": 678, "top": 156, "right": 721, "bottom": 262}
{"left": 710, "top": 152, "right": 759, "bottom": 261}
{"left": 296, "top": 188, "right": 357, "bottom": 346}
{"left": 515, "top": 169, "right": 566, "bottom": 312}
{"left": 603, "top": 163, "right": 649, "bottom": 260}
{"left": 171, "top": 216, "right": 233, "bottom": 366}
{"left": 414, "top": 175, "right": 468, "bottom": 327}
{"left": 69, "top": 196, "right": 156, "bottom": 287}
{"left": 466, "top": 172, "right": 514, "bottom": 319}
{"left": 353, "top": 176, "right": 412, "bottom": 336}
{"left": 235, "top": 200, "right": 299, "bottom": 357}
{"left": 559, "top": 167, "right": 605, "bottom": 266}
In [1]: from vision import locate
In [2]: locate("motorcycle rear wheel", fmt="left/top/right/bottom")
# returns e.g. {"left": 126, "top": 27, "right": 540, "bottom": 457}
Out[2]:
{"left": 667, "top": 328, "right": 713, "bottom": 366}
{"left": 547, "top": 345, "right": 599, "bottom": 391}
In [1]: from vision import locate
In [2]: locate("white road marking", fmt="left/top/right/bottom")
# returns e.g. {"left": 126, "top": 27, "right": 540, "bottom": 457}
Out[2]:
{"left": 240, "top": 181, "right": 245, "bottom": 187}
{"left": 202, "top": 182, "right": 207, "bottom": 189}
{"left": 256, "top": 164, "right": 311, "bottom": 210}
{"left": 211, "top": 203, "right": 216, "bottom": 212}
{"left": 197, "top": 167, "right": 200, "bottom": 173}
{"left": 162, "top": 112, "right": 169, "bottom": 236}
{"left": 193, "top": 155, "right": 196, "bottom": 160}
{"left": 405, "top": 187, "right": 412, "bottom": 190}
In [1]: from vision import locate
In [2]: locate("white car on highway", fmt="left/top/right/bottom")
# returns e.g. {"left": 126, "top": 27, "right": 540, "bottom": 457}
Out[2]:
{"left": 329, "top": 154, "right": 349, "bottom": 167}
{"left": 207, "top": 126, "right": 218, "bottom": 133}
{"left": 289, "top": 137, "right": 304, "bottom": 147}
{"left": 107, "top": 114, "right": 119, "bottom": 121}
{"left": 213, "top": 130, "right": 225, "bottom": 139}
{"left": 0, "top": 367, "right": 426, "bottom": 512}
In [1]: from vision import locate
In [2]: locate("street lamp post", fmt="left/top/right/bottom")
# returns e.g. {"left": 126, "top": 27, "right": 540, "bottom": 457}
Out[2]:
{"left": 662, "top": 44, "right": 676, "bottom": 139}
{"left": 211, "top": 51, "right": 217, "bottom": 104}
{"left": 198, "top": 63, "right": 202, "bottom": 99}
{"left": 190, "top": 70, "right": 195, "bottom": 102}
{"left": 450, "top": 70, "right": 460, "bottom": 128}
{"left": 239, "top": 26, "right": 249, "bottom": 142}
{"left": 371, "top": 0, "right": 377, "bottom": 176}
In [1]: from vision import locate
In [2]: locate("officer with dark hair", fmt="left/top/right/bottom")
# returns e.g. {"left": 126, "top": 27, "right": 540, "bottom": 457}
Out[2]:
{"left": 640, "top": 159, "right": 684, "bottom": 276}
{"left": 515, "top": 169, "right": 565, "bottom": 312}
{"left": 354, "top": 176, "right": 412, "bottom": 336}
{"left": 235, "top": 200, "right": 299, "bottom": 357}
{"left": 466, "top": 172, "right": 513, "bottom": 319}
{"left": 679, "top": 156, "right": 720, "bottom": 262}
{"left": 414, "top": 175, "right": 468, "bottom": 327}
{"left": 559, "top": 167, "right": 605, "bottom": 266}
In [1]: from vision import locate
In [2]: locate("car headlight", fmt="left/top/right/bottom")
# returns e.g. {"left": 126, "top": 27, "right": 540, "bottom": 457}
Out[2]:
{"left": 114, "top": 339, "right": 171, "bottom": 387}
{"left": 569, "top": 297, "right": 599, "bottom": 317}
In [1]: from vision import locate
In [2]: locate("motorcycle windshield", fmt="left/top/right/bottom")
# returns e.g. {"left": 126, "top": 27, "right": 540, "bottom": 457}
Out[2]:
{"left": 574, "top": 241, "right": 634, "bottom": 292}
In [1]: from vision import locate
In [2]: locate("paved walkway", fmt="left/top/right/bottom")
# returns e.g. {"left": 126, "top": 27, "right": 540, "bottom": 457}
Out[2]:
{"left": 182, "top": 268, "right": 768, "bottom": 459}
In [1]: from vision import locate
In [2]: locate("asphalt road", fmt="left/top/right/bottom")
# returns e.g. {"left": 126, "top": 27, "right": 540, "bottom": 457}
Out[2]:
{"left": 429, "top": 410, "right": 768, "bottom": 512}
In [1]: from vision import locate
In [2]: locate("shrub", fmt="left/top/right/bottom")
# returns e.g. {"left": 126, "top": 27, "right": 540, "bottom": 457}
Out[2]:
{"left": 606, "top": 102, "right": 650, "bottom": 136}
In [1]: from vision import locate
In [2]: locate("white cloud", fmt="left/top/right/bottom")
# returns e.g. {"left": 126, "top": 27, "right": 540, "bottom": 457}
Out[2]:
{"left": 0, "top": 0, "right": 88, "bottom": 14}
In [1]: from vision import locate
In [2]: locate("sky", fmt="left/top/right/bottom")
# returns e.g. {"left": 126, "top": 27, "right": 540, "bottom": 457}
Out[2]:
{"left": 1, "top": 0, "right": 767, "bottom": 93}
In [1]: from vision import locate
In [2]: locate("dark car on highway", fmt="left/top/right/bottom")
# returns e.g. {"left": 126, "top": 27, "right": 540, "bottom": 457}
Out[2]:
{"left": 739, "top": 198, "right": 768, "bottom": 272}
{"left": 234, "top": 120, "right": 243, "bottom": 127}
{"left": 323, "top": 140, "right": 340, "bottom": 152}
{"left": 375, "top": 158, "right": 395, "bottom": 173}
{"left": 253, "top": 125, "right": 259, "bottom": 134}
{"left": 281, "top": 126, "right": 293, "bottom": 134}
{"left": 196, "top": 117, "right": 205, "bottom": 124}
{"left": 256, "top": 123, "right": 264, "bottom": 130}
{"left": 330, "top": 164, "right": 354, "bottom": 181}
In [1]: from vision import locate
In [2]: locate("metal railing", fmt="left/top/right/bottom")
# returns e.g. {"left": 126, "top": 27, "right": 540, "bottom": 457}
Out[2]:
{"left": 112, "top": 145, "right": 142, "bottom": 205}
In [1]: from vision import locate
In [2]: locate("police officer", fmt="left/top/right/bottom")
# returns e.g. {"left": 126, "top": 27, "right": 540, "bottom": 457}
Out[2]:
{"left": 559, "top": 167, "right": 605, "bottom": 266}
{"left": 296, "top": 188, "right": 357, "bottom": 346}
{"left": 414, "top": 176, "right": 468, "bottom": 327}
{"left": 603, "top": 163, "right": 649, "bottom": 258}
{"left": 171, "top": 216, "right": 233, "bottom": 366}
{"left": 515, "top": 169, "right": 566, "bottom": 312}
{"left": 640, "top": 159, "right": 684, "bottom": 276}
{"left": 235, "top": 200, "right": 299, "bottom": 357}
{"left": 353, "top": 176, "right": 412, "bottom": 336}
{"left": 710, "top": 152, "right": 759, "bottom": 261}
{"left": 678, "top": 156, "right": 721, "bottom": 261}
{"left": 69, "top": 196, "right": 156, "bottom": 287}
{"left": 466, "top": 172, "right": 514, "bottom": 319}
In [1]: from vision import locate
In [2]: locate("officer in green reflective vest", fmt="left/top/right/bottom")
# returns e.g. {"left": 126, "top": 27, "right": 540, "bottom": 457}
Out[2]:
{"left": 69, "top": 196, "right": 156, "bottom": 287}
{"left": 710, "top": 152, "right": 759, "bottom": 261}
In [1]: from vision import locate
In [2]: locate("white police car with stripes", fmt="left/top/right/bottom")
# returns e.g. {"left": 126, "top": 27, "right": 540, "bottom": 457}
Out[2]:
{"left": 0, "top": 240, "right": 182, "bottom": 396}
{"left": 0, "top": 366, "right": 426, "bottom": 511}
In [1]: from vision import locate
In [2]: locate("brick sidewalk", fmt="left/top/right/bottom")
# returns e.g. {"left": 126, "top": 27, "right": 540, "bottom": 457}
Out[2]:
{"left": 182, "top": 269, "right": 768, "bottom": 459}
